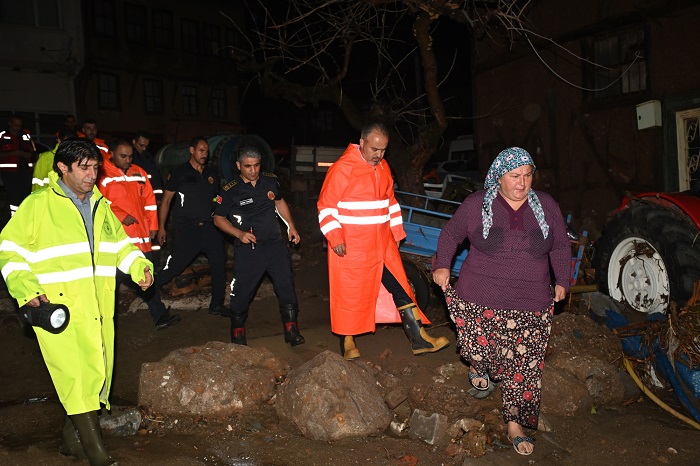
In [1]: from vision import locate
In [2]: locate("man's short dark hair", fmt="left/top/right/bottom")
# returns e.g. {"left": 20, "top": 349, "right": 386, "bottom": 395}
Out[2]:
{"left": 53, "top": 138, "right": 102, "bottom": 177}
{"left": 133, "top": 130, "right": 150, "bottom": 141}
{"left": 82, "top": 118, "right": 97, "bottom": 126}
{"left": 361, "top": 121, "right": 389, "bottom": 140}
{"left": 57, "top": 128, "right": 77, "bottom": 140}
{"left": 189, "top": 136, "right": 208, "bottom": 148}
{"left": 109, "top": 138, "right": 132, "bottom": 154}
{"left": 237, "top": 146, "right": 262, "bottom": 163}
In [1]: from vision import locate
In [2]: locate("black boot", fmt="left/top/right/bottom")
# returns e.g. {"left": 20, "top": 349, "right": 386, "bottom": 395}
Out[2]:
{"left": 231, "top": 327, "right": 247, "bottom": 345}
{"left": 397, "top": 304, "right": 450, "bottom": 355}
{"left": 69, "top": 411, "right": 118, "bottom": 466}
{"left": 279, "top": 304, "right": 305, "bottom": 346}
{"left": 59, "top": 415, "right": 86, "bottom": 460}
{"left": 230, "top": 311, "right": 248, "bottom": 345}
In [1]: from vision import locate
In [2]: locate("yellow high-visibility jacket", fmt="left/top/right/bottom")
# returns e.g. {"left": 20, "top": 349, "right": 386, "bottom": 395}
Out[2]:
{"left": 0, "top": 171, "right": 152, "bottom": 414}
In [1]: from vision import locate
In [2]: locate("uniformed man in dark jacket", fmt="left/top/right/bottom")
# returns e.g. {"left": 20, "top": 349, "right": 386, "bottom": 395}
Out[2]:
{"left": 213, "top": 146, "right": 304, "bottom": 346}
{"left": 156, "top": 136, "right": 227, "bottom": 315}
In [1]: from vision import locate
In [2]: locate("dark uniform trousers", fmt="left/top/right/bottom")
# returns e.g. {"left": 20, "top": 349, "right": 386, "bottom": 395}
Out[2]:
{"left": 229, "top": 238, "right": 297, "bottom": 327}
{"left": 381, "top": 265, "right": 413, "bottom": 308}
{"left": 156, "top": 222, "right": 227, "bottom": 307}
{"left": 116, "top": 251, "right": 169, "bottom": 324}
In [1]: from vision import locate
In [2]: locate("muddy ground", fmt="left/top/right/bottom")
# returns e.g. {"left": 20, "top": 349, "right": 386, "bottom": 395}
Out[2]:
{"left": 0, "top": 206, "right": 699, "bottom": 466}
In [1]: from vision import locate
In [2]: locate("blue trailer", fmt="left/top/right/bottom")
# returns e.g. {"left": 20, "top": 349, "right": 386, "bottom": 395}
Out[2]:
{"left": 395, "top": 190, "right": 469, "bottom": 311}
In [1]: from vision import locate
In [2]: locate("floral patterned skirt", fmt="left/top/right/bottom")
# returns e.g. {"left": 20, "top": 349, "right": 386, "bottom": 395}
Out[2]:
{"left": 444, "top": 286, "right": 553, "bottom": 429}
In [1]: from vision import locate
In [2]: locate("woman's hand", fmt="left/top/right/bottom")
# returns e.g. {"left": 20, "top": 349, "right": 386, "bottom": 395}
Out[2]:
{"left": 553, "top": 284, "right": 566, "bottom": 302}
{"left": 432, "top": 268, "right": 450, "bottom": 291}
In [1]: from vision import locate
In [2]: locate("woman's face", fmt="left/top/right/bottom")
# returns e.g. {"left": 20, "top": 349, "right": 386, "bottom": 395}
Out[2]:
{"left": 498, "top": 164, "right": 533, "bottom": 203}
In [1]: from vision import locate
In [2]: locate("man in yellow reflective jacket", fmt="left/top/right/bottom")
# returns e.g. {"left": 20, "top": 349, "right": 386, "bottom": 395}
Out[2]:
{"left": 0, "top": 138, "right": 153, "bottom": 465}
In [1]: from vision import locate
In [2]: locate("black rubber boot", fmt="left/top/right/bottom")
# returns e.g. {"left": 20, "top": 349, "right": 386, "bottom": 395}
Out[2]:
{"left": 69, "top": 411, "right": 118, "bottom": 466}
{"left": 231, "top": 327, "right": 247, "bottom": 345}
{"left": 59, "top": 415, "right": 86, "bottom": 460}
{"left": 230, "top": 311, "right": 248, "bottom": 345}
{"left": 279, "top": 304, "right": 305, "bottom": 346}
{"left": 397, "top": 304, "right": 450, "bottom": 355}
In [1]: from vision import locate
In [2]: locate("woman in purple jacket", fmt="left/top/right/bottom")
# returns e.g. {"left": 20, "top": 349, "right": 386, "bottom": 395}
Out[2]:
{"left": 432, "top": 147, "right": 570, "bottom": 456}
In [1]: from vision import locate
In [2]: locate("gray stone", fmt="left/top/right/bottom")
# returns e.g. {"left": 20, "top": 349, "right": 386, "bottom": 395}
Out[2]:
{"left": 138, "top": 341, "right": 290, "bottom": 417}
{"left": 408, "top": 409, "right": 449, "bottom": 446}
{"left": 275, "top": 350, "right": 392, "bottom": 441}
{"left": 100, "top": 406, "right": 141, "bottom": 436}
{"left": 541, "top": 366, "right": 593, "bottom": 416}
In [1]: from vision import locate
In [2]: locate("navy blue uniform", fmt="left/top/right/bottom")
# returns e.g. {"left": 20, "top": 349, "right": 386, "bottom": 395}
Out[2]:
{"left": 214, "top": 173, "right": 298, "bottom": 325}
{"left": 157, "top": 161, "right": 226, "bottom": 309}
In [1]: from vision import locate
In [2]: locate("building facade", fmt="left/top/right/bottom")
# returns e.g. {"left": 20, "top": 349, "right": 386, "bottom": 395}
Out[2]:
{"left": 0, "top": 0, "right": 84, "bottom": 146}
{"left": 78, "top": 0, "right": 245, "bottom": 147}
{"left": 472, "top": 0, "right": 700, "bottom": 235}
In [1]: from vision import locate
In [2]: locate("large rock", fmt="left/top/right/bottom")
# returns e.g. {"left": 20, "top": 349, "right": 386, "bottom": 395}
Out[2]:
{"left": 547, "top": 353, "right": 626, "bottom": 406}
{"left": 138, "top": 341, "right": 289, "bottom": 417}
{"left": 540, "top": 366, "right": 593, "bottom": 416}
{"left": 548, "top": 312, "right": 622, "bottom": 363}
{"left": 275, "top": 350, "right": 392, "bottom": 441}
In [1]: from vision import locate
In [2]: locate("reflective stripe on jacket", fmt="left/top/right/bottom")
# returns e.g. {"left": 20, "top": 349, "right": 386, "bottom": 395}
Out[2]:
{"left": 0, "top": 171, "right": 152, "bottom": 414}
{"left": 98, "top": 158, "right": 158, "bottom": 253}
{"left": 0, "top": 129, "right": 33, "bottom": 172}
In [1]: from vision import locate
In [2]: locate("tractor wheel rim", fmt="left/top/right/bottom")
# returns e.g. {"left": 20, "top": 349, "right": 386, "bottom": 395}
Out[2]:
{"left": 608, "top": 236, "right": 670, "bottom": 314}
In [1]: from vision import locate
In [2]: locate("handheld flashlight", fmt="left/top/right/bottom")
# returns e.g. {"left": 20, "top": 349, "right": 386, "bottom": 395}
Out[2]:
{"left": 18, "top": 302, "right": 70, "bottom": 334}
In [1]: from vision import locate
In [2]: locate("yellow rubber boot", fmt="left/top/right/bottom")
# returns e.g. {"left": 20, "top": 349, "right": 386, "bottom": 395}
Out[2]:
{"left": 398, "top": 305, "right": 450, "bottom": 355}
{"left": 342, "top": 335, "right": 361, "bottom": 360}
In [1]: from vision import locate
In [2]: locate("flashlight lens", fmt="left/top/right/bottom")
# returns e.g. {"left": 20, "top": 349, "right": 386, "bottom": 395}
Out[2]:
{"left": 50, "top": 309, "right": 67, "bottom": 329}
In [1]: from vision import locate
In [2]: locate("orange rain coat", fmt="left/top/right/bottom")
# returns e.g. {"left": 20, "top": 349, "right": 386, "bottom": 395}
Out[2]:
{"left": 98, "top": 158, "right": 158, "bottom": 253}
{"left": 318, "top": 144, "right": 430, "bottom": 335}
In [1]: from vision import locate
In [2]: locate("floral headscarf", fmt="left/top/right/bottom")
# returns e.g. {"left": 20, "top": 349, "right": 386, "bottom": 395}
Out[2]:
{"left": 482, "top": 147, "right": 549, "bottom": 239}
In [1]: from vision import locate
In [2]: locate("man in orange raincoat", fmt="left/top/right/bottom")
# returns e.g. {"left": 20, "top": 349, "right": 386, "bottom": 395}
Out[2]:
{"left": 318, "top": 122, "right": 449, "bottom": 359}
{"left": 98, "top": 138, "right": 180, "bottom": 330}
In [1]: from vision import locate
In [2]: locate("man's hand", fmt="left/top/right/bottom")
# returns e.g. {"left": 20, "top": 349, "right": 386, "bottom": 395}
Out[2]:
{"left": 288, "top": 227, "right": 300, "bottom": 245}
{"left": 332, "top": 243, "right": 346, "bottom": 257}
{"left": 431, "top": 268, "right": 450, "bottom": 291}
{"left": 122, "top": 215, "right": 139, "bottom": 226}
{"left": 138, "top": 266, "right": 154, "bottom": 290}
{"left": 239, "top": 230, "right": 256, "bottom": 246}
{"left": 25, "top": 294, "right": 49, "bottom": 308}
{"left": 149, "top": 230, "right": 157, "bottom": 240}
{"left": 157, "top": 228, "right": 167, "bottom": 245}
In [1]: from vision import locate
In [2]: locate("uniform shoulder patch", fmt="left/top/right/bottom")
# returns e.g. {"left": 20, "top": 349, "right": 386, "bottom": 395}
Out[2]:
{"left": 223, "top": 179, "right": 238, "bottom": 191}
{"left": 262, "top": 172, "right": 277, "bottom": 178}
